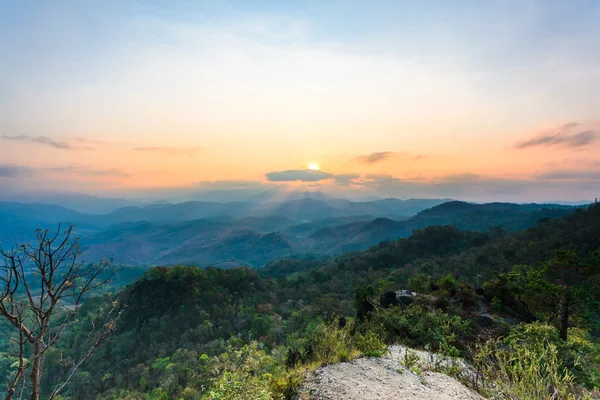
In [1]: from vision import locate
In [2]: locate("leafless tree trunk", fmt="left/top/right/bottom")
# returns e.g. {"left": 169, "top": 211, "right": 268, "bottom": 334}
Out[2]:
{"left": 1, "top": 224, "right": 123, "bottom": 400}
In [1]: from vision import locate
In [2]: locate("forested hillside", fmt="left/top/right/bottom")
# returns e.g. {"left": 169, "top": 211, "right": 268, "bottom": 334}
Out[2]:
{"left": 268, "top": 203, "right": 600, "bottom": 299}
{"left": 2, "top": 204, "right": 597, "bottom": 399}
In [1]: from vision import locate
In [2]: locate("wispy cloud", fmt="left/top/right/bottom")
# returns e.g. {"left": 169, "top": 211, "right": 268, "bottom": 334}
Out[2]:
{"left": 197, "top": 180, "right": 268, "bottom": 189}
{"left": 133, "top": 146, "right": 201, "bottom": 157}
{"left": 346, "top": 172, "right": 533, "bottom": 197}
{"left": 333, "top": 173, "right": 361, "bottom": 186}
{"left": 0, "top": 164, "right": 130, "bottom": 179}
{"left": 353, "top": 152, "right": 397, "bottom": 164}
{"left": 1, "top": 135, "right": 73, "bottom": 149}
{"left": 266, "top": 169, "right": 333, "bottom": 182}
{"left": 536, "top": 170, "right": 600, "bottom": 180}
{"left": 438, "top": 173, "right": 481, "bottom": 182}
{"left": 0, "top": 135, "right": 98, "bottom": 150}
{"left": 49, "top": 166, "right": 131, "bottom": 177}
{"left": 514, "top": 123, "right": 598, "bottom": 149}
{"left": 360, "top": 173, "right": 403, "bottom": 186}
{"left": 351, "top": 152, "right": 426, "bottom": 164}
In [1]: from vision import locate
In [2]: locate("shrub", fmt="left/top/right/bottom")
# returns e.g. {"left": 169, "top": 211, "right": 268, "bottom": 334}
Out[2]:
{"left": 354, "top": 330, "right": 387, "bottom": 358}
{"left": 408, "top": 273, "right": 431, "bottom": 294}
{"left": 201, "top": 343, "right": 281, "bottom": 400}
{"left": 473, "top": 323, "right": 599, "bottom": 399}
{"left": 491, "top": 296, "right": 502, "bottom": 313}
{"left": 436, "top": 274, "right": 459, "bottom": 296}
{"left": 504, "top": 323, "right": 600, "bottom": 389}
{"left": 304, "top": 323, "right": 357, "bottom": 365}
{"left": 369, "top": 304, "right": 469, "bottom": 356}
{"left": 457, "top": 282, "right": 477, "bottom": 308}
{"left": 400, "top": 348, "right": 423, "bottom": 375}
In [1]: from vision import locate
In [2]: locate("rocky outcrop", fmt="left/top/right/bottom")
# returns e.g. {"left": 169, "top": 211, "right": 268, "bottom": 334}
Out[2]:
{"left": 379, "top": 289, "right": 415, "bottom": 308}
{"left": 297, "top": 345, "right": 484, "bottom": 400}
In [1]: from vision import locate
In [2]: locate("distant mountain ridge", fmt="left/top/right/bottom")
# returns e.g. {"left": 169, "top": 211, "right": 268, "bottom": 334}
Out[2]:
{"left": 79, "top": 201, "right": 580, "bottom": 267}
{"left": 0, "top": 198, "right": 585, "bottom": 267}
{"left": 0, "top": 192, "right": 138, "bottom": 214}
{"left": 300, "top": 201, "right": 579, "bottom": 254}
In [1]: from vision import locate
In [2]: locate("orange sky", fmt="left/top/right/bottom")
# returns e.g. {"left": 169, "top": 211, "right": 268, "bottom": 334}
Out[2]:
{"left": 1, "top": 2, "right": 599, "bottom": 201}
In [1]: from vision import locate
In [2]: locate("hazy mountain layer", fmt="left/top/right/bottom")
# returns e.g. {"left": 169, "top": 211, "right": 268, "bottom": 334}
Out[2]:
{"left": 1, "top": 198, "right": 583, "bottom": 267}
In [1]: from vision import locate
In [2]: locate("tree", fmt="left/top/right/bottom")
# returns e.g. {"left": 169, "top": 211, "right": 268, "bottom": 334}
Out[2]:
{"left": 0, "top": 225, "right": 122, "bottom": 400}
{"left": 511, "top": 249, "right": 600, "bottom": 340}
{"left": 354, "top": 285, "right": 376, "bottom": 321}
{"left": 407, "top": 273, "right": 431, "bottom": 294}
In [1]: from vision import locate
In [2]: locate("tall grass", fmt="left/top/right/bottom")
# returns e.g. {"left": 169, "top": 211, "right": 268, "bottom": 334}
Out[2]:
{"left": 475, "top": 338, "right": 579, "bottom": 400}
{"left": 471, "top": 323, "right": 599, "bottom": 400}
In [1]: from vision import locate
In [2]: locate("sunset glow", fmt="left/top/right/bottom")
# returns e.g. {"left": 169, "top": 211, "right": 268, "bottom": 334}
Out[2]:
{"left": 0, "top": 1, "right": 599, "bottom": 202}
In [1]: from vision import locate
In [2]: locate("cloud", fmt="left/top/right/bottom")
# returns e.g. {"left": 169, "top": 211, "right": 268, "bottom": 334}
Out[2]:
{"left": 0, "top": 164, "right": 33, "bottom": 178}
{"left": 49, "top": 166, "right": 131, "bottom": 177}
{"left": 361, "top": 173, "right": 402, "bottom": 186}
{"left": 561, "top": 122, "right": 580, "bottom": 130}
{"left": 536, "top": 169, "right": 600, "bottom": 181}
{"left": 1, "top": 135, "right": 73, "bottom": 149}
{"left": 514, "top": 123, "right": 598, "bottom": 149}
{"left": 197, "top": 179, "right": 270, "bottom": 189}
{"left": 266, "top": 169, "right": 334, "bottom": 182}
{"left": 348, "top": 172, "right": 533, "bottom": 197}
{"left": 0, "top": 164, "right": 130, "bottom": 179}
{"left": 353, "top": 152, "right": 397, "bottom": 164}
{"left": 133, "top": 146, "right": 201, "bottom": 157}
{"left": 333, "top": 173, "right": 361, "bottom": 186}
{"left": 352, "top": 152, "right": 426, "bottom": 164}
{"left": 438, "top": 173, "right": 481, "bottom": 182}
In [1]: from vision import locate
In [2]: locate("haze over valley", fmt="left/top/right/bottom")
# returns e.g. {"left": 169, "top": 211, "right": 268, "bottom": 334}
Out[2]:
{"left": 1, "top": 1, "right": 600, "bottom": 399}
{"left": 0, "top": 193, "right": 582, "bottom": 267}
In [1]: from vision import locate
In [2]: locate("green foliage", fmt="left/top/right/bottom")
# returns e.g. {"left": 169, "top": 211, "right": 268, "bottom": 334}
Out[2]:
{"left": 407, "top": 273, "right": 431, "bottom": 294}
{"left": 303, "top": 323, "right": 356, "bottom": 365}
{"left": 487, "top": 250, "right": 600, "bottom": 339}
{"left": 504, "top": 323, "right": 600, "bottom": 389}
{"left": 353, "top": 330, "right": 387, "bottom": 358}
{"left": 354, "top": 285, "right": 376, "bottom": 321}
{"left": 369, "top": 304, "right": 470, "bottom": 357}
{"left": 3, "top": 205, "right": 599, "bottom": 399}
{"left": 457, "top": 282, "right": 477, "bottom": 308}
{"left": 491, "top": 296, "right": 502, "bottom": 312}
{"left": 436, "top": 274, "right": 459, "bottom": 295}
{"left": 399, "top": 348, "right": 423, "bottom": 375}
{"left": 201, "top": 343, "right": 281, "bottom": 400}
{"left": 474, "top": 323, "right": 599, "bottom": 399}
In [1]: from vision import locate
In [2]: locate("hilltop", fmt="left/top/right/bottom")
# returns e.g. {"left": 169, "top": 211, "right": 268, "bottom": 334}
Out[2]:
{"left": 0, "top": 204, "right": 590, "bottom": 399}
{"left": 1, "top": 203, "right": 598, "bottom": 400}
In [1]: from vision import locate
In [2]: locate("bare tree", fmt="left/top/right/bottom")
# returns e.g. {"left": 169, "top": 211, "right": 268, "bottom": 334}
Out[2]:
{"left": 0, "top": 224, "right": 123, "bottom": 400}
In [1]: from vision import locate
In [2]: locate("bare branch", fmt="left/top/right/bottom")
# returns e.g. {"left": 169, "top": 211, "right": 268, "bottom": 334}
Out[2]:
{"left": 1, "top": 225, "right": 120, "bottom": 400}
{"left": 48, "top": 305, "right": 125, "bottom": 399}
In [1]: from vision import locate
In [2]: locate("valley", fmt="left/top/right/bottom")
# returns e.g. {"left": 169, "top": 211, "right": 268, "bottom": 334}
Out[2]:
{"left": 0, "top": 197, "right": 579, "bottom": 268}
{"left": 2, "top": 197, "right": 598, "bottom": 400}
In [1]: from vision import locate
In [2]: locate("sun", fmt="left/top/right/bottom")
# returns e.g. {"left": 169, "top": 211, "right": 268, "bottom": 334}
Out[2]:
{"left": 307, "top": 163, "right": 320, "bottom": 171}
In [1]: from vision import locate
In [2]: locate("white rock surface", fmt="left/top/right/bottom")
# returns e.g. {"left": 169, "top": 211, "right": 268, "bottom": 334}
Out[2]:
{"left": 298, "top": 345, "right": 484, "bottom": 400}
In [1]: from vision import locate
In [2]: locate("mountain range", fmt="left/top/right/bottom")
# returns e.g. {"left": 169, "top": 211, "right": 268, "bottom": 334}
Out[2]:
{"left": 0, "top": 197, "right": 584, "bottom": 267}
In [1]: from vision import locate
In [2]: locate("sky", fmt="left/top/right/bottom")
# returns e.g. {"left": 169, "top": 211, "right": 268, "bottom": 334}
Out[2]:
{"left": 1, "top": 0, "right": 599, "bottom": 202}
